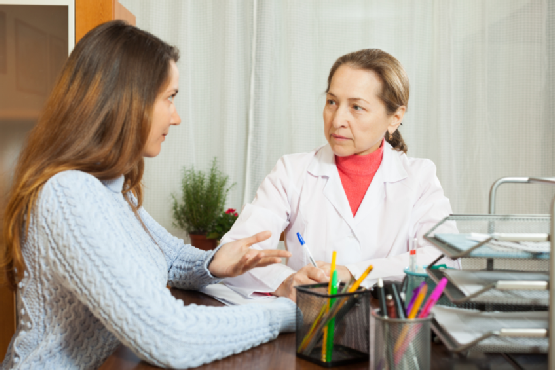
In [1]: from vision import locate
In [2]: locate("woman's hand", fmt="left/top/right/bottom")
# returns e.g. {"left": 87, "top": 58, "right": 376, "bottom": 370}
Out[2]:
{"left": 273, "top": 266, "right": 329, "bottom": 301}
{"left": 208, "top": 231, "right": 291, "bottom": 278}
{"left": 316, "top": 262, "right": 353, "bottom": 283}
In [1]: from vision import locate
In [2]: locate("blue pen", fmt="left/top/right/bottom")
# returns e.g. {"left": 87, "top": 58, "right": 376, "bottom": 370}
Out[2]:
{"left": 296, "top": 232, "right": 317, "bottom": 267}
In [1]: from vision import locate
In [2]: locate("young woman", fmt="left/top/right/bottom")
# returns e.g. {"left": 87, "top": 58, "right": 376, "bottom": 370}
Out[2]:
{"left": 0, "top": 21, "right": 296, "bottom": 369}
{"left": 222, "top": 49, "right": 458, "bottom": 301}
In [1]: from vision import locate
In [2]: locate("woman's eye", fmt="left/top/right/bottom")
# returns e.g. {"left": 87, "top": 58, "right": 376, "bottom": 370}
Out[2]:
{"left": 168, "top": 94, "right": 176, "bottom": 102}
{"left": 327, "top": 99, "right": 336, "bottom": 105}
{"left": 353, "top": 105, "right": 363, "bottom": 111}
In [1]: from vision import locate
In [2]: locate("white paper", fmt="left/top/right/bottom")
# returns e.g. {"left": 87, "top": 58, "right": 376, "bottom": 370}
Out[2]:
{"left": 444, "top": 270, "right": 548, "bottom": 296}
{"left": 200, "top": 283, "right": 277, "bottom": 306}
{"left": 432, "top": 306, "right": 548, "bottom": 346}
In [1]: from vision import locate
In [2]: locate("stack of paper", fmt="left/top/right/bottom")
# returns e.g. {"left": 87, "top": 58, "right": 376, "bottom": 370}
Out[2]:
{"left": 200, "top": 283, "right": 277, "bottom": 306}
{"left": 432, "top": 306, "right": 548, "bottom": 353}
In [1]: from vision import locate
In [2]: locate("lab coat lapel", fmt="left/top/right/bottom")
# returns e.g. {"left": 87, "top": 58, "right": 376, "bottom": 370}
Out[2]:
{"left": 308, "top": 145, "right": 356, "bottom": 231}
{"left": 353, "top": 142, "right": 408, "bottom": 238}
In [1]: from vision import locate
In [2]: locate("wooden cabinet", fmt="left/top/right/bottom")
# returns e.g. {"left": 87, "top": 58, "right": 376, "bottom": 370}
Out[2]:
{"left": 76, "top": 0, "right": 135, "bottom": 42}
{"left": 0, "top": 0, "right": 134, "bottom": 360}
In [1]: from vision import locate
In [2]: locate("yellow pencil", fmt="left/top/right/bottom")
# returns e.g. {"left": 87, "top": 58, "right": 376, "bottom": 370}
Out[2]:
{"left": 329, "top": 251, "right": 337, "bottom": 278}
{"left": 348, "top": 264, "right": 373, "bottom": 293}
{"left": 322, "top": 251, "right": 337, "bottom": 361}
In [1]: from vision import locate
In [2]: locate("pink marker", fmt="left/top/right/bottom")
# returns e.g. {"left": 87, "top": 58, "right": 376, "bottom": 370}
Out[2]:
{"left": 418, "top": 277, "right": 448, "bottom": 318}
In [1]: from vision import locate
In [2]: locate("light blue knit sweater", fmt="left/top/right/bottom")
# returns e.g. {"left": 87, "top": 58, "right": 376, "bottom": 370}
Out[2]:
{"left": 1, "top": 171, "right": 296, "bottom": 370}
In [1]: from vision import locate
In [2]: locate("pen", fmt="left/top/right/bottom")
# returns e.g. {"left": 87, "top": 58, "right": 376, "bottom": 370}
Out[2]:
{"left": 297, "top": 232, "right": 317, "bottom": 267}
{"left": 386, "top": 294, "right": 396, "bottom": 318}
{"left": 377, "top": 278, "right": 387, "bottom": 317}
{"left": 377, "top": 278, "right": 393, "bottom": 368}
{"left": 407, "top": 284, "right": 427, "bottom": 319}
{"left": 406, "top": 281, "right": 426, "bottom": 316}
{"left": 418, "top": 277, "right": 448, "bottom": 318}
{"left": 391, "top": 284, "right": 405, "bottom": 319}
{"left": 399, "top": 292, "right": 407, "bottom": 313}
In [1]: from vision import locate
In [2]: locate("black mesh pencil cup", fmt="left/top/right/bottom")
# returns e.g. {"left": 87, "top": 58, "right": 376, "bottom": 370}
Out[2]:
{"left": 295, "top": 283, "right": 371, "bottom": 367}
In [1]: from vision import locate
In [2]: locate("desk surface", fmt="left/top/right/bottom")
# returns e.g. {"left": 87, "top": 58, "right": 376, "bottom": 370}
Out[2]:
{"left": 99, "top": 288, "right": 547, "bottom": 370}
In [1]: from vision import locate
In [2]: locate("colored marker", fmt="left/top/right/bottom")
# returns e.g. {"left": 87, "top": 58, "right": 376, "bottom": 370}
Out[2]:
{"left": 418, "top": 277, "right": 448, "bottom": 318}
{"left": 406, "top": 281, "right": 426, "bottom": 316}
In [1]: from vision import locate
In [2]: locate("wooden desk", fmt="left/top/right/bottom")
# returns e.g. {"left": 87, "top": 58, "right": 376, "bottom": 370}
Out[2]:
{"left": 100, "top": 289, "right": 547, "bottom": 370}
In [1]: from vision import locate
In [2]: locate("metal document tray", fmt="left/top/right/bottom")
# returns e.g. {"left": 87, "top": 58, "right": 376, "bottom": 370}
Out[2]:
{"left": 426, "top": 268, "right": 549, "bottom": 306}
{"left": 431, "top": 306, "right": 548, "bottom": 354}
{"left": 424, "top": 214, "right": 550, "bottom": 260}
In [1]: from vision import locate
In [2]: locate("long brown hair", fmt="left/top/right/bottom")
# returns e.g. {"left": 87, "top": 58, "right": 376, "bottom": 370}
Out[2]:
{"left": 1, "top": 20, "right": 179, "bottom": 289}
{"left": 326, "top": 49, "right": 410, "bottom": 153}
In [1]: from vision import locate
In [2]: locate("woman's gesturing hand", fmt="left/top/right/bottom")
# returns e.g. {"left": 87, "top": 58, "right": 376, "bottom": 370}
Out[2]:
{"left": 273, "top": 265, "right": 329, "bottom": 302}
{"left": 208, "top": 231, "right": 291, "bottom": 278}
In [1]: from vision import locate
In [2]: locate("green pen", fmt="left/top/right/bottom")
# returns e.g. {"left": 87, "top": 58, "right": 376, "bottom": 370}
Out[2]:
{"left": 326, "top": 270, "right": 339, "bottom": 362}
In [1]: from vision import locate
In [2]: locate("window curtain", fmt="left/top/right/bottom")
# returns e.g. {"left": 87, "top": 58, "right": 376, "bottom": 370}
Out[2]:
{"left": 120, "top": 0, "right": 554, "bottom": 240}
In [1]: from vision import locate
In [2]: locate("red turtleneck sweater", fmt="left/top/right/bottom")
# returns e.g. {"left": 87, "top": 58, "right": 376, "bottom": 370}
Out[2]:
{"left": 335, "top": 140, "right": 384, "bottom": 216}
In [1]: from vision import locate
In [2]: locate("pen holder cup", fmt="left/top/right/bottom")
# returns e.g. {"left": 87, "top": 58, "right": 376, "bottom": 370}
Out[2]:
{"left": 295, "top": 283, "right": 371, "bottom": 367}
{"left": 370, "top": 309, "right": 433, "bottom": 370}
{"left": 403, "top": 267, "right": 453, "bottom": 307}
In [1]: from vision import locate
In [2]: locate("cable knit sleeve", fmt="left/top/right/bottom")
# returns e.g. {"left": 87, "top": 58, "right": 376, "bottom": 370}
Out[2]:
{"left": 37, "top": 171, "right": 289, "bottom": 368}
{"left": 136, "top": 205, "right": 222, "bottom": 289}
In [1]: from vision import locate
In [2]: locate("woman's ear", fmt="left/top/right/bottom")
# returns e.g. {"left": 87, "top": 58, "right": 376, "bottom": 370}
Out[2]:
{"left": 388, "top": 106, "right": 406, "bottom": 134}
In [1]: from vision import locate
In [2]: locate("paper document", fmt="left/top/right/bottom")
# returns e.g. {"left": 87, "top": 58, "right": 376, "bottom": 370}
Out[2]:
{"left": 468, "top": 233, "right": 550, "bottom": 253}
{"left": 432, "top": 306, "right": 548, "bottom": 352}
{"left": 201, "top": 283, "right": 277, "bottom": 306}
{"left": 434, "top": 233, "right": 550, "bottom": 259}
{"left": 443, "top": 270, "right": 549, "bottom": 300}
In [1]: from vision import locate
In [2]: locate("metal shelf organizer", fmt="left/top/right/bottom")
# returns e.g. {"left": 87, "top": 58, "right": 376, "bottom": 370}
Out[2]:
{"left": 422, "top": 177, "right": 555, "bottom": 367}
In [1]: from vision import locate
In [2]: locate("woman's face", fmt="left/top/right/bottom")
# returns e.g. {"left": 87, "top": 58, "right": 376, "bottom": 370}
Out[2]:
{"left": 143, "top": 60, "right": 181, "bottom": 158}
{"left": 323, "top": 65, "right": 405, "bottom": 157}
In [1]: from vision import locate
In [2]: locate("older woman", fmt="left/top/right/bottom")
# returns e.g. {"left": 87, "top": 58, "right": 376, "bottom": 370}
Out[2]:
{"left": 222, "top": 49, "right": 458, "bottom": 301}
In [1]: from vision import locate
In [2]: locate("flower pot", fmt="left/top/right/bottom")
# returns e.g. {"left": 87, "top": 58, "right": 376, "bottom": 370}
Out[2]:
{"left": 189, "top": 234, "right": 219, "bottom": 251}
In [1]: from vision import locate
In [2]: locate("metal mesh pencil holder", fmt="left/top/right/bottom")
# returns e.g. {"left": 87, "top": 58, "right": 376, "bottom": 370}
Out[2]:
{"left": 370, "top": 309, "right": 433, "bottom": 370}
{"left": 295, "top": 283, "right": 371, "bottom": 367}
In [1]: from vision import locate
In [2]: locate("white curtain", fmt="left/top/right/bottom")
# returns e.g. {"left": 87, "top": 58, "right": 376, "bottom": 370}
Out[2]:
{"left": 120, "top": 0, "right": 555, "bottom": 241}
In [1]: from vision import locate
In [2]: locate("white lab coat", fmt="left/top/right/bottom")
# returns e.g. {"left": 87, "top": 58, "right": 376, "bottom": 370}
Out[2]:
{"left": 222, "top": 141, "right": 458, "bottom": 297}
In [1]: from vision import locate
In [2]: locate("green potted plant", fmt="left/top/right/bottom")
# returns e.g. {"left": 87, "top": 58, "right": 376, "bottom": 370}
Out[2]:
{"left": 171, "top": 158, "right": 235, "bottom": 250}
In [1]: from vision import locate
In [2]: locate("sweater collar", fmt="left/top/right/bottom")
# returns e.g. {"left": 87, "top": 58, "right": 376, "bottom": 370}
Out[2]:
{"left": 335, "top": 139, "right": 384, "bottom": 175}
{"left": 101, "top": 175, "right": 125, "bottom": 193}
